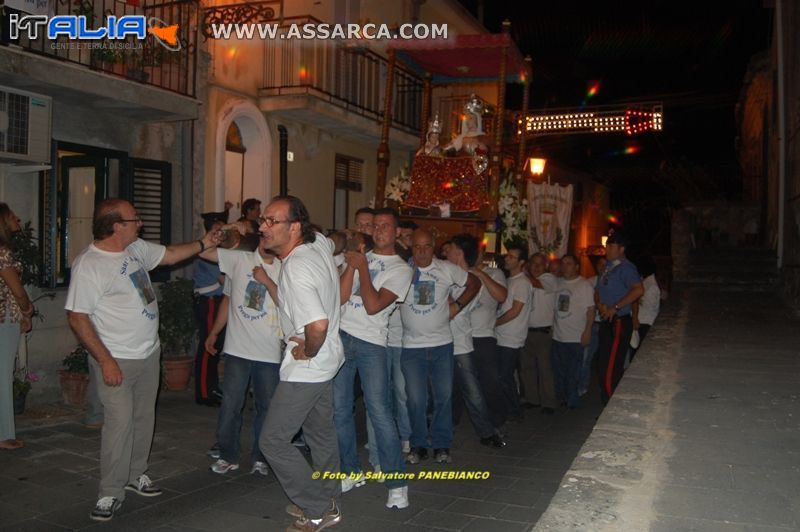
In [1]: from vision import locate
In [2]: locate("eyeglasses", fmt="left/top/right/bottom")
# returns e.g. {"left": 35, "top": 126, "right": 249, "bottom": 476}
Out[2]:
{"left": 260, "top": 216, "right": 292, "bottom": 228}
{"left": 119, "top": 217, "right": 142, "bottom": 225}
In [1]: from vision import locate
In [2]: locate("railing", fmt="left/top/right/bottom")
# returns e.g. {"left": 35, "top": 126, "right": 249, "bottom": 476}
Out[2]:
{"left": 4, "top": 0, "right": 199, "bottom": 97}
{"left": 262, "top": 23, "right": 422, "bottom": 136}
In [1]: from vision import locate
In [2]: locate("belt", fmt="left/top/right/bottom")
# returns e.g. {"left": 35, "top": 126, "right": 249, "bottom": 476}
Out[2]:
{"left": 528, "top": 326, "right": 551, "bottom": 333}
{"left": 194, "top": 282, "right": 221, "bottom": 295}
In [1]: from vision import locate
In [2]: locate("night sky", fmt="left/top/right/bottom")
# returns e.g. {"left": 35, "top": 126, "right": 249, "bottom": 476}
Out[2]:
{"left": 457, "top": 0, "right": 773, "bottom": 255}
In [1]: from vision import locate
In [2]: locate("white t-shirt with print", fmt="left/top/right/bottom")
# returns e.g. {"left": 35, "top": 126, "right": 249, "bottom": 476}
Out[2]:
{"left": 65, "top": 239, "right": 166, "bottom": 360}
{"left": 400, "top": 258, "right": 468, "bottom": 348}
{"left": 277, "top": 233, "right": 344, "bottom": 383}
{"left": 528, "top": 272, "right": 558, "bottom": 328}
{"left": 449, "top": 284, "right": 478, "bottom": 355}
{"left": 470, "top": 267, "right": 507, "bottom": 339}
{"left": 218, "top": 248, "right": 282, "bottom": 363}
{"left": 495, "top": 272, "right": 533, "bottom": 349}
{"left": 553, "top": 276, "right": 595, "bottom": 343}
{"left": 638, "top": 274, "right": 661, "bottom": 325}
{"left": 340, "top": 252, "right": 412, "bottom": 347}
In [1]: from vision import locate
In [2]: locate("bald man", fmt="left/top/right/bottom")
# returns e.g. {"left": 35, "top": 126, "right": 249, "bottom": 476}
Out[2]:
{"left": 66, "top": 199, "right": 222, "bottom": 522}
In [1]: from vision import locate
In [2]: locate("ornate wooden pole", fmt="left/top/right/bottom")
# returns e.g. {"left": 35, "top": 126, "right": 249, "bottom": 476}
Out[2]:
{"left": 419, "top": 74, "right": 432, "bottom": 149}
{"left": 489, "top": 20, "right": 510, "bottom": 219}
{"left": 517, "top": 55, "right": 532, "bottom": 199}
{"left": 375, "top": 48, "right": 397, "bottom": 208}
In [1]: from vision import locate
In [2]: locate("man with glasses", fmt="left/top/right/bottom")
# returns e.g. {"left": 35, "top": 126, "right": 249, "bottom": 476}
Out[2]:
{"left": 258, "top": 196, "right": 345, "bottom": 532}
{"left": 66, "top": 199, "right": 222, "bottom": 521}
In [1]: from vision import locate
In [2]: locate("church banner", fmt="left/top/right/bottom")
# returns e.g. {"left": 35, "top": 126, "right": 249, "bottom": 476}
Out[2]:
{"left": 527, "top": 182, "right": 573, "bottom": 257}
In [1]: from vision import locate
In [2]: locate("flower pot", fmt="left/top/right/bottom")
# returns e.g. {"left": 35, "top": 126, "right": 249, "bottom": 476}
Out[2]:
{"left": 59, "top": 370, "right": 90, "bottom": 407}
{"left": 13, "top": 394, "right": 27, "bottom": 415}
{"left": 162, "top": 357, "right": 193, "bottom": 391}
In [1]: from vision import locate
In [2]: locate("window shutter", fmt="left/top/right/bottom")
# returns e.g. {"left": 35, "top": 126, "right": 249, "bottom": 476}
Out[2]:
{"left": 129, "top": 158, "right": 172, "bottom": 282}
{"left": 334, "top": 154, "right": 363, "bottom": 191}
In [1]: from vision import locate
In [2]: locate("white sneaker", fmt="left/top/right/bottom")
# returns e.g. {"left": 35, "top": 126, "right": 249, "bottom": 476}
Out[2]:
{"left": 386, "top": 485, "right": 409, "bottom": 509}
{"left": 89, "top": 496, "right": 121, "bottom": 521}
{"left": 401, "top": 440, "right": 411, "bottom": 454}
{"left": 372, "top": 464, "right": 385, "bottom": 483}
{"left": 210, "top": 459, "right": 239, "bottom": 474}
{"left": 341, "top": 471, "right": 366, "bottom": 493}
{"left": 250, "top": 461, "right": 269, "bottom": 476}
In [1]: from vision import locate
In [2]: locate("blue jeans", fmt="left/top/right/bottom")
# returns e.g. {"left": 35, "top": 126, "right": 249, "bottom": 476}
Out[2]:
{"left": 217, "top": 354, "right": 280, "bottom": 464}
{"left": 551, "top": 340, "right": 583, "bottom": 408}
{"left": 580, "top": 322, "right": 600, "bottom": 393}
{"left": 402, "top": 344, "right": 454, "bottom": 449}
{"left": 497, "top": 346, "right": 522, "bottom": 418}
{"left": 454, "top": 352, "right": 496, "bottom": 438}
{"left": 367, "top": 345, "right": 411, "bottom": 467}
{"left": 334, "top": 331, "right": 406, "bottom": 488}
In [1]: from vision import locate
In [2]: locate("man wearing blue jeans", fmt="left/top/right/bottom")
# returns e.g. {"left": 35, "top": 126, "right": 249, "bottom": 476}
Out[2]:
{"left": 202, "top": 236, "right": 283, "bottom": 475}
{"left": 550, "top": 255, "right": 595, "bottom": 409}
{"left": 335, "top": 208, "right": 413, "bottom": 509}
{"left": 401, "top": 229, "right": 479, "bottom": 464}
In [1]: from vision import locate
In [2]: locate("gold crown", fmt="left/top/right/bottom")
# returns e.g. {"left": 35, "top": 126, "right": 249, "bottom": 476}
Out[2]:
{"left": 428, "top": 114, "right": 442, "bottom": 134}
{"left": 464, "top": 94, "right": 483, "bottom": 115}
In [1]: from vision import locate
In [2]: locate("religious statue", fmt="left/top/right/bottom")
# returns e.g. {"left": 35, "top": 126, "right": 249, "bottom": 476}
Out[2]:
{"left": 417, "top": 114, "right": 443, "bottom": 156}
{"left": 443, "top": 94, "right": 489, "bottom": 174}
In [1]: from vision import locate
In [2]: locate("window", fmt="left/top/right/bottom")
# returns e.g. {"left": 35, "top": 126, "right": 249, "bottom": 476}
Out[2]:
{"left": 41, "top": 142, "right": 172, "bottom": 287}
{"left": 333, "top": 154, "right": 363, "bottom": 229}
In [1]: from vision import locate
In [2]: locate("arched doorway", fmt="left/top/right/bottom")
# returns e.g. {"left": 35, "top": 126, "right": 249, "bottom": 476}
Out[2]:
{"left": 215, "top": 99, "right": 272, "bottom": 218}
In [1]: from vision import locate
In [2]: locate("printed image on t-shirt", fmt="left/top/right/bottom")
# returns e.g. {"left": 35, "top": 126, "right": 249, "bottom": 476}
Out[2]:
{"left": 129, "top": 269, "right": 156, "bottom": 305}
{"left": 557, "top": 293, "right": 571, "bottom": 313}
{"left": 354, "top": 268, "right": 380, "bottom": 297}
{"left": 414, "top": 280, "right": 435, "bottom": 305}
{"left": 244, "top": 280, "right": 267, "bottom": 312}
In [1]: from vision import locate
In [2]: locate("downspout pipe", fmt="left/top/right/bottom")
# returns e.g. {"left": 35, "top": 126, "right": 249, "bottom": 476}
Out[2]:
{"left": 278, "top": 125, "right": 288, "bottom": 196}
{"left": 776, "top": 0, "right": 786, "bottom": 268}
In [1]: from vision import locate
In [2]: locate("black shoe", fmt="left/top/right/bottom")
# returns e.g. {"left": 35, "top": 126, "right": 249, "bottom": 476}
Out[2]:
{"left": 406, "top": 447, "right": 428, "bottom": 464}
{"left": 541, "top": 407, "right": 555, "bottom": 415}
{"left": 433, "top": 448, "right": 452, "bottom": 463}
{"left": 521, "top": 401, "right": 540, "bottom": 409}
{"left": 480, "top": 434, "right": 507, "bottom": 448}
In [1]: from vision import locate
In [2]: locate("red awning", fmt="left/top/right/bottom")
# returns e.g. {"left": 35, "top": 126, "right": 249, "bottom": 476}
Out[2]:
{"left": 391, "top": 33, "right": 529, "bottom": 83}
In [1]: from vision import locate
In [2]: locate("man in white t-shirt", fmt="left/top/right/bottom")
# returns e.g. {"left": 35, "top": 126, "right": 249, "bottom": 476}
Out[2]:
{"left": 446, "top": 234, "right": 506, "bottom": 448}
{"left": 66, "top": 199, "right": 221, "bottom": 522}
{"left": 401, "top": 229, "right": 479, "bottom": 465}
{"left": 335, "top": 208, "right": 412, "bottom": 509}
{"left": 495, "top": 245, "right": 533, "bottom": 423}
{"left": 551, "top": 255, "right": 595, "bottom": 409}
{"left": 520, "top": 253, "right": 559, "bottom": 414}
{"left": 257, "top": 196, "right": 344, "bottom": 531}
{"left": 198, "top": 236, "right": 283, "bottom": 477}
{"left": 468, "top": 250, "right": 509, "bottom": 429}
{"left": 630, "top": 258, "right": 661, "bottom": 362}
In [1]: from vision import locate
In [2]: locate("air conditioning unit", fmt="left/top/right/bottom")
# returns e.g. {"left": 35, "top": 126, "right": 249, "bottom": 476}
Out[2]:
{"left": 0, "top": 86, "right": 52, "bottom": 165}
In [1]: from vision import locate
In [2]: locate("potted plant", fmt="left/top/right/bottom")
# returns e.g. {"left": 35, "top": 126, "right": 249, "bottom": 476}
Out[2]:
{"left": 159, "top": 277, "right": 197, "bottom": 391}
{"left": 12, "top": 369, "right": 38, "bottom": 415}
{"left": 60, "top": 345, "right": 90, "bottom": 407}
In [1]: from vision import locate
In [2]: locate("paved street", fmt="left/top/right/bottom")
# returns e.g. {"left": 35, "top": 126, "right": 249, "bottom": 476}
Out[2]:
{"left": 536, "top": 280, "right": 800, "bottom": 531}
{"left": 1, "top": 370, "right": 603, "bottom": 531}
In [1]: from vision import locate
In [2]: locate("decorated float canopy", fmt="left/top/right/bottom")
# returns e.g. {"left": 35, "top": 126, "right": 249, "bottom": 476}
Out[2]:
{"left": 390, "top": 32, "right": 529, "bottom": 84}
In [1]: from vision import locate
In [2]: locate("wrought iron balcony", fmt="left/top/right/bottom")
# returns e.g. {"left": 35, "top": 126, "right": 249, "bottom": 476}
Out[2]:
{"left": 3, "top": 0, "right": 199, "bottom": 97}
{"left": 261, "top": 23, "right": 423, "bottom": 136}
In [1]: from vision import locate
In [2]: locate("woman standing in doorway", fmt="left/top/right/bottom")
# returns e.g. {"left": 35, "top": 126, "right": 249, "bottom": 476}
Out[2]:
{"left": 0, "top": 203, "right": 33, "bottom": 450}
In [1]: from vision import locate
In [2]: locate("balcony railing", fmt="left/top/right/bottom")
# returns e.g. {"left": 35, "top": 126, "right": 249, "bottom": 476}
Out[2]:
{"left": 4, "top": 0, "right": 199, "bottom": 97}
{"left": 262, "top": 24, "right": 422, "bottom": 136}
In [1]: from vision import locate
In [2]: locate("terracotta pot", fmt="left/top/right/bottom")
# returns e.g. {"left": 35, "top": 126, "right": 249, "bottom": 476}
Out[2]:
{"left": 59, "top": 370, "right": 90, "bottom": 407}
{"left": 162, "top": 357, "right": 193, "bottom": 391}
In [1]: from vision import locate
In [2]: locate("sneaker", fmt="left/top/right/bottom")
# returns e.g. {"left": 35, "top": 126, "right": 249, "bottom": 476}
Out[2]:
{"left": 210, "top": 459, "right": 239, "bottom": 474}
{"left": 125, "top": 474, "right": 162, "bottom": 497}
{"left": 406, "top": 447, "right": 428, "bottom": 464}
{"left": 386, "top": 485, "right": 409, "bottom": 509}
{"left": 207, "top": 443, "right": 221, "bottom": 459}
{"left": 250, "top": 461, "right": 269, "bottom": 476}
{"left": 401, "top": 440, "right": 411, "bottom": 454}
{"left": 480, "top": 434, "right": 507, "bottom": 448}
{"left": 287, "top": 500, "right": 341, "bottom": 531}
{"left": 341, "top": 472, "right": 365, "bottom": 493}
{"left": 372, "top": 464, "right": 385, "bottom": 484}
{"left": 89, "top": 496, "right": 121, "bottom": 521}
{"left": 433, "top": 448, "right": 452, "bottom": 464}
